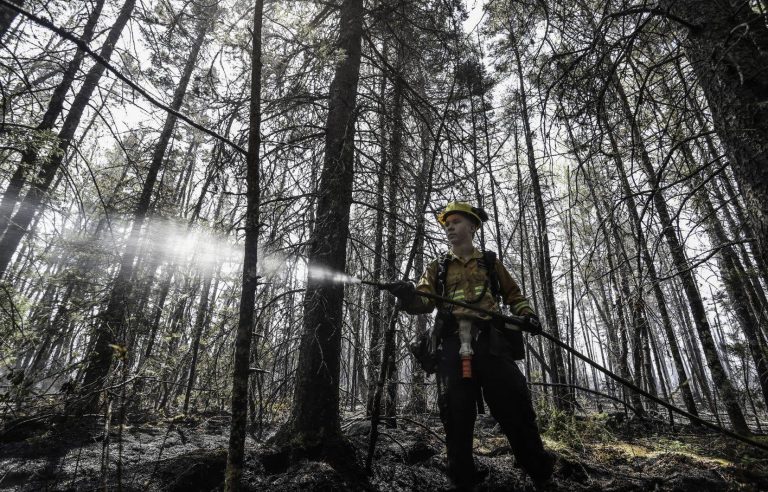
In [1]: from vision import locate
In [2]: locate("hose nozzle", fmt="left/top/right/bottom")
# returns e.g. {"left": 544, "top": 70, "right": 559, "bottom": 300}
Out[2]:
{"left": 458, "top": 319, "right": 473, "bottom": 379}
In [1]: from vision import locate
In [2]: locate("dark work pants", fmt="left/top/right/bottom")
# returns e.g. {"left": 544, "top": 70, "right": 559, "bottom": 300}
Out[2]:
{"left": 437, "top": 329, "right": 553, "bottom": 486}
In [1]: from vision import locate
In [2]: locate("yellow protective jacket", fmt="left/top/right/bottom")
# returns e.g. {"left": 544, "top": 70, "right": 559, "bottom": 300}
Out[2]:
{"left": 403, "top": 247, "right": 534, "bottom": 320}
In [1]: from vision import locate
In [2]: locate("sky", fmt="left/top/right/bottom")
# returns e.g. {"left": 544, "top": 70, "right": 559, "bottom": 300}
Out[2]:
{"left": 463, "top": 0, "right": 486, "bottom": 35}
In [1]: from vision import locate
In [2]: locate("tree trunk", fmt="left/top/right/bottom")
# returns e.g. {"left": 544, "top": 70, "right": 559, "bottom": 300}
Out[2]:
{"left": 0, "top": 0, "right": 23, "bottom": 41}
{"left": 224, "top": 0, "right": 262, "bottom": 487}
{"left": 510, "top": 28, "right": 572, "bottom": 412}
{"left": 276, "top": 0, "right": 363, "bottom": 455}
{"left": 606, "top": 203, "right": 645, "bottom": 415}
{"left": 383, "top": 45, "right": 405, "bottom": 427}
{"left": 0, "top": 0, "right": 104, "bottom": 238}
{"left": 686, "top": 160, "right": 768, "bottom": 407}
{"left": 365, "top": 54, "right": 387, "bottom": 417}
{"left": 582, "top": 167, "right": 633, "bottom": 404}
{"left": 350, "top": 286, "right": 366, "bottom": 410}
{"left": 668, "top": 0, "right": 768, "bottom": 266}
{"left": 183, "top": 272, "right": 213, "bottom": 414}
{"left": 405, "top": 80, "right": 434, "bottom": 415}
{"left": 597, "top": 119, "right": 700, "bottom": 419}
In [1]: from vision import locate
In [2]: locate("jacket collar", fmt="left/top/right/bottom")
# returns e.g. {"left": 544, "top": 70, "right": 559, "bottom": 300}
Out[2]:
{"left": 447, "top": 246, "right": 482, "bottom": 263}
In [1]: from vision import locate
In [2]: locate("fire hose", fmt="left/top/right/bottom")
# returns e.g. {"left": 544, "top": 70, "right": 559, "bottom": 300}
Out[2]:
{"left": 362, "top": 279, "right": 768, "bottom": 453}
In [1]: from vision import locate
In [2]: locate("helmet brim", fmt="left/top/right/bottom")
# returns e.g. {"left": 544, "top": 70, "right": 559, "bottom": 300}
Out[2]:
{"left": 439, "top": 210, "right": 483, "bottom": 226}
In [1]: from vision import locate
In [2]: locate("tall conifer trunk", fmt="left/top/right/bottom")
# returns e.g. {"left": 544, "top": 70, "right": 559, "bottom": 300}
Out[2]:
{"left": 664, "top": 0, "right": 768, "bottom": 267}
{"left": 510, "top": 28, "right": 572, "bottom": 411}
{"left": 276, "top": 0, "right": 363, "bottom": 454}
{"left": 0, "top": 0, "right": 104, "bottom": 238}
{"left": 365, "top": 55, "right": 387, "bottom": 417}
{"left": 612, "top": 79, "right": 750, "bottom": 433}
{"left": 680, "top": 140, "right": 768, "bottom": 407}
{"left": 224, "top": 0, "right": 263, "bottom": 487}
{"left": 599, "top": 119, "right": 700, "bottom": 419}
{"left": 382, "top": 43, "right": 404, "bottom": 426}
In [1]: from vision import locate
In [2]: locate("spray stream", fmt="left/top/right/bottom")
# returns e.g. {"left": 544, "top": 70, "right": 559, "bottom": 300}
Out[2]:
{"left": 307, "top": 265, "right": 363, "bottom": 285}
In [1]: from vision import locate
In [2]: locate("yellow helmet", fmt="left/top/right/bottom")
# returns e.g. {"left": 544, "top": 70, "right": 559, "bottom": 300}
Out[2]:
{"left": 437, "top": 202, "right": 489, "bottom": 225}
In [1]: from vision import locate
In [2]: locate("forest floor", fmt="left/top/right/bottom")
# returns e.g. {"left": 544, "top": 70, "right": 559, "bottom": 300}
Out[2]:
{"left": 1, "top": 408, "right": 767, "bottom": 491}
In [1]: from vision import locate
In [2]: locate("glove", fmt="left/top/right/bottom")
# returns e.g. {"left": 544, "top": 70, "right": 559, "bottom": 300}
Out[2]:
{"left": 385, "top": 280, "right": 416, "bottom": 304}
{"left": 523, "top": 314, "right": 542, "bottom": 335}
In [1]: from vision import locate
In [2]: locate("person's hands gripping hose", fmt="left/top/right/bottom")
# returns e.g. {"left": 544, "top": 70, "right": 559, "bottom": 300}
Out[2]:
{"left": 384, "top": 280, "right": 416, "bottom": 306}
{"left": 523, "top": 314, "right": 542, "bottom": 335}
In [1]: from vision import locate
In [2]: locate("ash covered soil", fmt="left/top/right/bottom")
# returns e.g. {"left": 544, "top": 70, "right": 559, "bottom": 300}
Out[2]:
{"left": 1, "top": 411, "right": 767, "bottom": 491}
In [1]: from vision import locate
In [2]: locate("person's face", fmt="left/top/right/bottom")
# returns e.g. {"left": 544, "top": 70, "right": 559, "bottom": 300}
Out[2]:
{"left": 442, "top": 213, "right": 477, "bottom": 246}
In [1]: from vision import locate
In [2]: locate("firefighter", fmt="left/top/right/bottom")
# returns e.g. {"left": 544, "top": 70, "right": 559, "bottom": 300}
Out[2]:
{"left": 387, "top": 202, "right": 554, "bottom": 489}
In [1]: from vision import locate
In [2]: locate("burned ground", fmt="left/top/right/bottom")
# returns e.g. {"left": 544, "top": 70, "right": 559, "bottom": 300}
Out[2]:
{"left": 1, "top": 409, "right": 766, "bottom": 491}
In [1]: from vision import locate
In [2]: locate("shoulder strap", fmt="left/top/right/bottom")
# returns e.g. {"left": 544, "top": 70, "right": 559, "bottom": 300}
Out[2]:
{"left": 436, "top": 252, "right": 451, "bottom": 297}
{"left": 481, "top": 250, "right": 501, "bottom": 301}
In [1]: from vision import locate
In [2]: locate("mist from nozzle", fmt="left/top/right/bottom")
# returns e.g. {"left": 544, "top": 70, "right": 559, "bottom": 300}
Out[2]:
{"left": 307, "top": 265, "right": 362, "bottom": 285}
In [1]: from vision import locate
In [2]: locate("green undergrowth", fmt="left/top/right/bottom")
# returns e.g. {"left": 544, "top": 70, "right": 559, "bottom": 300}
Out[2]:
{"left": 539, "top": 407, "right": 615, "bottom": 451}
{"left": 538, "top": 406, "right": 768, "bottom": 477}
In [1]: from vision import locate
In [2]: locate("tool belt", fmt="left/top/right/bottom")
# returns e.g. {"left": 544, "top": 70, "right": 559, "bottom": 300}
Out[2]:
{"left": 408, "top": 310, "right": 525, "bottom": 375}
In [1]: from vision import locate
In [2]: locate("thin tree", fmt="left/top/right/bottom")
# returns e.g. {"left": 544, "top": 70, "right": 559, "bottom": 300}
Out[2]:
{"left": 224, "top": 0, "right": 264, "bottom": 487}
{"left": 611, "top": 77, "right": 750, "bottom": 433}
{"left": 654, "top": 1, "right": 768, "bottom": 271}
{"left": 0, "top": 0, "right": 105, "bottom": 238}
{"left": 509, "top": 25, "right": 572, "bottom": 411}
